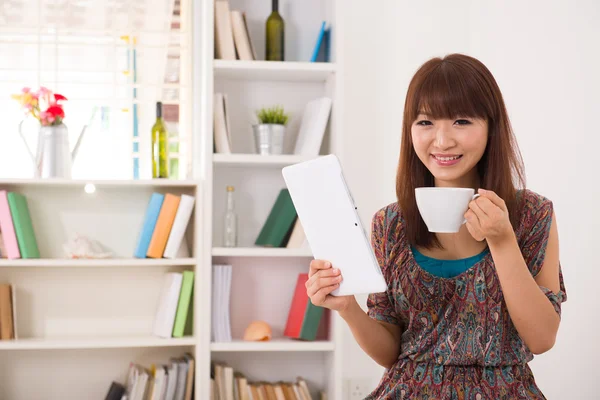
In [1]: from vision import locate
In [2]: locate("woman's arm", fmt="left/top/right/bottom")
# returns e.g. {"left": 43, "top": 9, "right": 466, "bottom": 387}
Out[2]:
{"left": 339, "top": 298, "right": 403, "bottom": 369}
{"left": 305, "top": 260, "right": 403, "bottom": 369}
{"left": 487, "top": 213, "right": 561, "bottom": 354}
{"left": 465, "top": 189, "right": 563, "bottom": 354}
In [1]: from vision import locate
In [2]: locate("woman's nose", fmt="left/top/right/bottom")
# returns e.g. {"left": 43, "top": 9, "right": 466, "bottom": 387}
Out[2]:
{"left": 434, "top": 128, "right": 455, "bottom": 149}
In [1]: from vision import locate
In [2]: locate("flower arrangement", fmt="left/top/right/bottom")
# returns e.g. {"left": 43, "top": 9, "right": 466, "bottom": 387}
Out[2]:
{"left": 11, "top": 87, "right": 68, "bottom": 126}
{"left": 255, "top": 105, "right": 289, "bottom": 125}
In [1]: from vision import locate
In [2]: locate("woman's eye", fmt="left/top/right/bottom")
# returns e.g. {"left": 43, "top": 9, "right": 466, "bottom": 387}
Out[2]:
{"left": 416, "top": 120, "right": 432, "bottom": 126}
{"left": 454, "top": 119, "right": 471, "bottom": 125}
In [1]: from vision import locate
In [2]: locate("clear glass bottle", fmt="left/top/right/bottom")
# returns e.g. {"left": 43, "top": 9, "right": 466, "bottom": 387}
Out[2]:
{"left": 223, "top": 185, "right": 237, "bottom": 247}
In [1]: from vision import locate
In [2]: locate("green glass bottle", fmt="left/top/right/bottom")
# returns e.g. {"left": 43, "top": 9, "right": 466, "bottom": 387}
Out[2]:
{"left": 265, "top": 0, "right": 284, "bottom": 61}
{"left": 151, "top": 101, "right": 169, "bottom": 178}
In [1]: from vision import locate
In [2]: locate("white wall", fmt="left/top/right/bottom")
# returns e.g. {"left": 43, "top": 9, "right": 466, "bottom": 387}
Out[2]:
{"left": 341, "top": 0, "right": 600, "bottom": 398}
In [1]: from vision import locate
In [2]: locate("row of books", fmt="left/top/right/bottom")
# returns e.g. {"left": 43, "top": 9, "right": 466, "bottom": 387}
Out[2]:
{"left": 213, "top": 0, "right": 330, "bottom": 62}
{"left": 153, "top": 271, "right": 194, "bottom": 339}
{"left": 104, "top": 353, "right": 195, "bottom": 400}
{"left": 211, "top": 265, "right": 325, "bottom": 343}
{"left": 211, "top": 362, "right": 326, "bottom": 400}
{"left": 0, "top": 283, "right": 17, "bottom": 340}
{"left": 135, "top": 192, "right": 195, "bottom": 259}
{"left": 0, "top": 190, "right": 40, "bottom": 259}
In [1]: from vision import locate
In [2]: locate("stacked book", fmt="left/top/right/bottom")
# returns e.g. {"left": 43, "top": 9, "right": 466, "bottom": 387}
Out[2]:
{"left": 0, "top": 190, "right": 40, "bottom": 259}
{"left": 0, "top": 283, "right": 17, "bottom": 340}
{"left": 104, "top": 353, "right": 195, "bottom": 400}
{"left": 214, "top": 0, "right": 256, "bottom": 61}
{"left": 255, "top": 189, "right": 307, "bottom": 249}
{"left": 211, "top": 362, "right": 326, "bottom": 400}
{"left": 135, "top": 192, "right": 195, "bottom": 259}
{"left": 153, "top": 271, "right": 194, "bottom": 338}
{"left": 211, "top": 264, "right": 232, "bottom": 343}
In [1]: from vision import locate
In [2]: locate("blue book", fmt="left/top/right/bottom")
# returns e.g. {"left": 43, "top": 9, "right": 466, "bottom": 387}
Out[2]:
{"left": 310, "top": 21, "right": 327, "bottom": 62}
{"left": 134, "top": 192, "right": 165, "bottom": 258}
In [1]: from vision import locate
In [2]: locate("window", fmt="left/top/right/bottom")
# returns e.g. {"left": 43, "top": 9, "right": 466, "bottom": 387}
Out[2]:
{"left": 0, "top": 0, "right": 192, "bottom": 180}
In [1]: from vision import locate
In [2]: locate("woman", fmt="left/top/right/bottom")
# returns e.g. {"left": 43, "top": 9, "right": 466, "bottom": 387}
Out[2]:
{"left": 306, "top": 53, "right": 567, "bottom": 399}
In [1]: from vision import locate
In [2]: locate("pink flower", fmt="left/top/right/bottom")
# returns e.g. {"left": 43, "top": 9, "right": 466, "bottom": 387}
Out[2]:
{"left": 22, "top": 87, "right": 31, "bottom": 93}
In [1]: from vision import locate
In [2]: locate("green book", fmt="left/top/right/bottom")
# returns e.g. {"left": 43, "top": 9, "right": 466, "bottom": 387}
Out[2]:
{"left": 299, "top": 302, "right": 324, "bottom": 341}
{"left": 172, "top": 270, "right": 194, "bottom": 337}
{"left": 7, "top": 192, "right": 40, "bottom": 259}
{"left": 255, "top": 189, "right": 297, "bottom": 247}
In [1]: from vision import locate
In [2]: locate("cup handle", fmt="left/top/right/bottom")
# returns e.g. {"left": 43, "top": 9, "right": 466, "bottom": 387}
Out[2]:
{"left": 462, "top": 193, "right": 481, "bottom": 224}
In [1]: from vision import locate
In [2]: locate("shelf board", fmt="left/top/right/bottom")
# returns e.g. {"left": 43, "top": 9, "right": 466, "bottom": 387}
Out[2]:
{"left": 0, "top": 258, "right": 197, "bottom": 268}
{"left": 213, "top": 153, "right": 317, "bottom": 167}
{"left": 213, "top": 60, "right": 336, "bottom": 82}
{"left": 0, "top": 336, "right": 197, "bottom": 350}
{"left": 212, "top": 247, "right": 313, "bottom": 258}
{"left": 0, "top": 178, "right": 200, "bottom": 189}
{"left": 210, "top": 339, "right": 334, "bottom": 352}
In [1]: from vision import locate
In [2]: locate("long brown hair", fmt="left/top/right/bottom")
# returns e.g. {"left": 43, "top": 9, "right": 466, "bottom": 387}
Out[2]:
{"left": 396, "top": 53, "right": 526, "bottom": 249}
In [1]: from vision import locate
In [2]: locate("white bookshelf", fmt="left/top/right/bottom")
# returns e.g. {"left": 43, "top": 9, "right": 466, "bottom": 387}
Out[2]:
{"left": 0, "top": 179, "right": 202, "bottom": 399}
{"left": 0, "top": 0, "right": 344, "bottom": 398}
{"left": 197, "top": 0, "right": 344, "bottom": 399}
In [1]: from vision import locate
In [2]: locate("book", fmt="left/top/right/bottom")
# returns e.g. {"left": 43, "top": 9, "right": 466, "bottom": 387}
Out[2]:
{"left": 6, "top": 192, "right": 39, "bottom": 258}
{"left": 255, "top": 189, "right": 297, "bottom": 247}
{"left": 0, "top": 284, "right": 14, "bottom": 340}
{"left": 134, "top": 192, "right": 165, "bottom": 258}
{"left": 310, "top": 21, "right": 331, "bottom": 62}
{"left": 231, "top": 10, "right": 256, "bottom": 60}
{"left": 153, "top": 272, "right": 184, "bottom": 338}
{"left": 214, "top": 0, "right": 236, "bottom": 60}
{"left": 172, "top": 270, "right": 194, "bottom": 337}
{"left": 293, "top": 97, "right": 333, "bottom": 157}
{"left": 211, "top": 264, "right": 232, "bottom": 342}
{"left": 147, "top": 193, "right": 181, "bottom": 258}
{"left": 104, "top": 381, "right": 125, "bottom": 400}
{"left": 0, "top": 191, "right": 20, "bottom": 259}
{"left": 164, "top": 194, "right": 195, "bottom": 258}
{"left": 284, "top": 273, "right": 324, "bottom": 341}
{"left": 213, "top": 92, "right": 232, "bottom": 154}
{"left": 286, "top": 218, "right": 307, "bottom": 249}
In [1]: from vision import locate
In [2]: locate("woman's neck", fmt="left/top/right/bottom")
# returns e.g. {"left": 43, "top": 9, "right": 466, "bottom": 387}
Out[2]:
{"left": 434, "top": 170, "right": 480, "bottom": 189}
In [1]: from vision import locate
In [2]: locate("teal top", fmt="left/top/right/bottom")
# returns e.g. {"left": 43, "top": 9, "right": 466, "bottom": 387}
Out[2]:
{"left": 411, "top": 246, "right": 489, "bottom": 278}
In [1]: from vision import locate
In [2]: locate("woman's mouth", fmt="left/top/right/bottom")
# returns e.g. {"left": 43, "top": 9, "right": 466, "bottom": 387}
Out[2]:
{"left": 431, "top": 154, "right": 463, "bottom": 166}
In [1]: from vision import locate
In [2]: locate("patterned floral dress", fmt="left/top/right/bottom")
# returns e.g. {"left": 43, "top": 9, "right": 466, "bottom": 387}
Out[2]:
{"left": 365, "top": 189, "right": 567, "bottom": 400}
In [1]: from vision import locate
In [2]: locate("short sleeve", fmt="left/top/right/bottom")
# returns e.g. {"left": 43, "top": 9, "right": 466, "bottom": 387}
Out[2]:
{"left": 366, "top": 207, "right": 401, "bottom": 326}
{"left": 520, "top": 194, "right": 567, "bottom": 317}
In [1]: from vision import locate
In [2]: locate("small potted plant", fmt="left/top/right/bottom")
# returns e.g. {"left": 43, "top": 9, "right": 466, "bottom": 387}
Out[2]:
{"left": 253, "top": 105, "right": 290, "bottom": 155}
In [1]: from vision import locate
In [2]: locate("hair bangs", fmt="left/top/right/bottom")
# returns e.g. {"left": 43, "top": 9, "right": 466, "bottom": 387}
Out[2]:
{"left": 409, "top": 62, "right": 490, "bottom": 123}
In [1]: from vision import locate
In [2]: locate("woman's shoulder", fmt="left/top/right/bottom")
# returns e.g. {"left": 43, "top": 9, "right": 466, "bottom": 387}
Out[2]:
{"left": 515, "top": 188, "right": 554, "bottom": 238}
{"left": 372, "top": 201, "right": 403, "bottom": 230}
{"left": 516, "top": 188, "right": 554, "bottom": 219}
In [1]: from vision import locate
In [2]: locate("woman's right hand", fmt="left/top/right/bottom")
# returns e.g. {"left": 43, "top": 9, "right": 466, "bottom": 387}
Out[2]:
{"left": 307, "top": 259, "right": 356, "bottom": 313}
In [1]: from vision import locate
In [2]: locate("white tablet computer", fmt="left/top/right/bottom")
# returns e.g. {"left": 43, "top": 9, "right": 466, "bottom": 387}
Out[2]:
{"left": 282, "top": 154, "right": 387, "bottom": 296}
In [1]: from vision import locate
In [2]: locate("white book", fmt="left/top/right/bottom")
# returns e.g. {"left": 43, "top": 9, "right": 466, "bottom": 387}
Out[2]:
{"left": 164, "top": 194, "right": 195, "bottom": 258}
{"left": 293, "top": 97, "right": 333, "bottom": 157}
{"left": 223, "top": 264, "right": 232, "bottom": 342}
{"left": 213, "top": 93, "right": 232, "bottom": 154}
{"left": 152, "top": 273, "right": 183, "bottom": 338}
{"left": 165, "top": 362, "right": 179, "bottom": 400}
{"left": 230, "top": 10, "right": 255, "bottom": 60}
{"left": 214, "top": 0, "right": 236, "bottom": 60}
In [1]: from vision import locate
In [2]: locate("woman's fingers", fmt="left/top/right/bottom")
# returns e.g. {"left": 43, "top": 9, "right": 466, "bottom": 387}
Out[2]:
{"left": 307, "top": 270, "right": 342, "bottom": 297}
{"left": 311, "top": 282, "right": 341, "bottom": 306}
{"left": 309, "top": 259, "right": 332, "bottom": 278}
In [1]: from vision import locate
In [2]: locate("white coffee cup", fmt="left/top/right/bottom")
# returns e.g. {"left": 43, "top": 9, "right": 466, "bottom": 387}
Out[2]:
{"left": 415, "top": 187, "right": 480, "bottom": 233}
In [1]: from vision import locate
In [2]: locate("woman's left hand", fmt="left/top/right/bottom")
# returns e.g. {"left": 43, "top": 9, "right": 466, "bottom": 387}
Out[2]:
{"left": 464, "top": 188, "right": 514, "bottom": 244}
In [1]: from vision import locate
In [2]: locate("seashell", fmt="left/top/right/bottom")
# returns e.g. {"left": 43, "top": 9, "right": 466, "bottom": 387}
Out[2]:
{"left": 63, "top": 233, "right": 112, "bottom": 259}
{"left": 243, "top": 321, "right": 272, "bottom": 341}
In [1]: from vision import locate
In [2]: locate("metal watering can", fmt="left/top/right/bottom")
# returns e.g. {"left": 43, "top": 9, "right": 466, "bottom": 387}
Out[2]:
{"left": 18, "top": 108, "right": 97, "bottom": 179}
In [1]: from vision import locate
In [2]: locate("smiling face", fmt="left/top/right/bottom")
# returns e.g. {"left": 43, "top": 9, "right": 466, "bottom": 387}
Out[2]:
{"left": 411, "top": 114, "right": 488, "bottom": 188}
